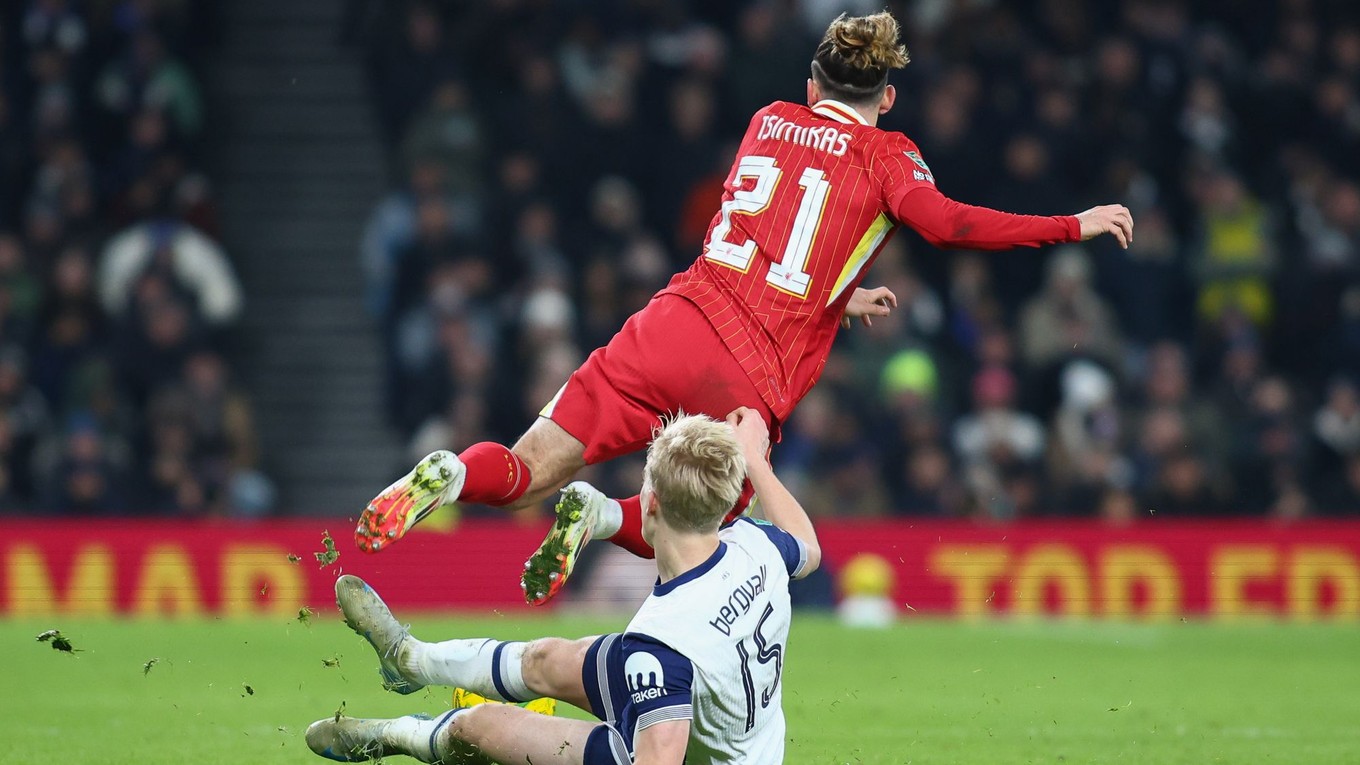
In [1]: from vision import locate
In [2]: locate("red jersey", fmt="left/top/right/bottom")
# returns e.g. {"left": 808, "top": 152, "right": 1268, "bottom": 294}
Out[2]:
{"left": 659, "top": 99, "right": 1080, "bottom": 421}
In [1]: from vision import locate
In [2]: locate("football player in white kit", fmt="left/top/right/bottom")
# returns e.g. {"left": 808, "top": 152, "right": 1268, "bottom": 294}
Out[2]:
{"left": 304, "top": 407, "right": 820, "bottom": 764}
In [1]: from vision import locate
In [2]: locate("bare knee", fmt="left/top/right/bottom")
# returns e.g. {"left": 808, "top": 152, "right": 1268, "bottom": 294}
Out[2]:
{"left": 443, "top": 704, "right": 496, "bottom": 751}
{"left": 521, "top": 637, "right": 592, "bottom": 699}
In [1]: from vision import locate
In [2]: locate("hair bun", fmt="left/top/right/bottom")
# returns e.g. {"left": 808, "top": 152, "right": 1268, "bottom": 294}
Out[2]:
{"left": 826, "top": 12, "right": 909, "bottom": 71}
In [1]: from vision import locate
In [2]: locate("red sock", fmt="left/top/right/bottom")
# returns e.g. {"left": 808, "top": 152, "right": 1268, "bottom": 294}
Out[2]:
{"left": 456, "top": 442, "right": 531, "bottom": 506}
{"left": 606, "top": 495, "right": 655, "bottom": 559}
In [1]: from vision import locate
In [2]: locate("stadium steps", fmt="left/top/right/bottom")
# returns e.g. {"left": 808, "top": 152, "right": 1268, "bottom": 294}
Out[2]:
{"left": 207, "top": 0, "right": 404, "bottom": 515}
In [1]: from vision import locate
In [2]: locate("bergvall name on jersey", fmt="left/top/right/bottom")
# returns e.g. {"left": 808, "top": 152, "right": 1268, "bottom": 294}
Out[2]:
{"left": 708, "top": 564, "right": 768, "bottom": 636}
{"left": 756, "top": 114, "right": 853, "bottom": 156}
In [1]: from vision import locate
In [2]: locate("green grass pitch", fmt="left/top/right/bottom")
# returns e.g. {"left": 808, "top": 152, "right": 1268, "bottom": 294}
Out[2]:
{"left": 8, "top": 614, "right": 1359, "bottom": 764}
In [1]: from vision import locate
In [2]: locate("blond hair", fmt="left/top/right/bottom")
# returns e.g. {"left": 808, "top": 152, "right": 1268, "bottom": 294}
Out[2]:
{"left": 643, "top": 414, "right": 746, "bottom": 533}
{"left": 812, "top": 12, "right": 910, "bottom": 104}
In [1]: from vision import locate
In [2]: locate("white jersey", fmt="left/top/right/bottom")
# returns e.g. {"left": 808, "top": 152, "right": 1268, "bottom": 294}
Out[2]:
{"left": 612, "top": 517, "right": 808, "bottom": 764}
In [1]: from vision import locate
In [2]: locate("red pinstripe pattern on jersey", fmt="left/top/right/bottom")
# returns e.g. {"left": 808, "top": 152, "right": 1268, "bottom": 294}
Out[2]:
{"left": 659, "top": 98, "right": 1078, "bottom": 423}
{"left": 660, "top": 101, "right": 901, "bottom": 421}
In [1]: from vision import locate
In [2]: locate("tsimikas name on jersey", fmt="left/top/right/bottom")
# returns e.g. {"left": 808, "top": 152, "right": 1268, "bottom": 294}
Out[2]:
{"left": 708, "top": 564, "right": 768, "bottom": 636}
{"left": 756, "top": 115, "right": 852, "bottom": 157}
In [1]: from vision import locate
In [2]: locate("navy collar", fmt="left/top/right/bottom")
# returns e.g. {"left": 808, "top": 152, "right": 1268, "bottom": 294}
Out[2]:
{"left": 653, "top": 542, "right": 727, "bottom": 596}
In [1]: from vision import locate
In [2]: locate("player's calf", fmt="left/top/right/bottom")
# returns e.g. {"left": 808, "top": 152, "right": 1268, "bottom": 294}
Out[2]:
{"left": 337, "top": 575, "right": 539, "bottom": 702}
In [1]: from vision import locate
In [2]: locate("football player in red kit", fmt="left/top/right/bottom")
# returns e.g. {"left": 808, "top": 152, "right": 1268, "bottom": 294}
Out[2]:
{"left": 356, "top": 11, "right": 1133, "bottom": 604}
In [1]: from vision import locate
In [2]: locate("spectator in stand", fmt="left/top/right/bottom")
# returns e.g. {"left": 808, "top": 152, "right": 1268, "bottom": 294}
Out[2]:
{"left": 360, "top": 162, "right": 468, "bottom": 317}
{"left": 37, "top": 412, "right": 126, "bottom": 514}
{"left": 954, "top": 366, "right": 1046, "bottom": 519}
{"left": 139, "top": 386, "right": 203, "bottom": 514}
{"left": 95, "top": 30, "right": 203, "bottom": 139}
{"left": 988, "top": 135, "right": 1076, "bottom": 308}
{"left": 1230, "top": 376, "right": 1310, "bottom": 516}
{"left": 399, "top": 78, "right": 484, "bottom": 199}
{"left": 584, "top": 177, "right": 661, "bottom": 270}
{"left": 0, "top": 347, "right": 48, "bottom": 501}
{"left": 896, "top": 443, "right": 962, "bottom": 517}
{"left": 647, "top": 79, "right": 720, "bottom": 246}
{"left": 1047, "top": 361, "right": 1132, "bottom": 515}
{"left": 0, "top": 234, "right": 41, "bottom": 337}
{"left": 509, "top": 201, "right": 569, "bottom": 286}
{"left": 31, "top": 243, "right": 108, "bottom": 410}
{"left": 1313, "top": 378, "right": 1360, "bottom": 488}
{"left": 1019, "top": 246, "right": 1122, "bottom": 374}
{"left": 399, "top": 293, "right": 495, "bottom": 437}
{"left": 368, "top": 1, "right": 460, "bottom": 146}
{"left": 1321, "top": 454, "right": 1360, "bottom": 515}
{"left": 98, "top": 218, "right": 242, "bottom": 328}
{"left": 943, "top": 253, "right": 1004, "bottom": 365}
{"left": 1190, "top": 170, "right": 1275, "bottom": 331}
{"left": 1097, "top": 206, "right": 1188, "bottom": 347}
{"left": 1144, "top": 449, "right": 1226, "bottom": 517}
{"left": 157, "top": 349, "right": 272, "bottom": 516}
{"left": 1211, "top": 325, "right": 1266, "bottom": 426}
{"left": 726, "top": 4, "right": 807, "bottom": 123}
{"left": 114, "top": 284, "right": 201, "bottom": 406}
{"left": 1129, "top": 341, "right": 1229, "bottom": 474}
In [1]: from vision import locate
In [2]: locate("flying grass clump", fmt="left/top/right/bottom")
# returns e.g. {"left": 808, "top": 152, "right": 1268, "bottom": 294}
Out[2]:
{"left": 36, "top": 629, "right": 78, "bottom": 654}
{"left": 315, "top": 530, "right": 340, "bottom": 568}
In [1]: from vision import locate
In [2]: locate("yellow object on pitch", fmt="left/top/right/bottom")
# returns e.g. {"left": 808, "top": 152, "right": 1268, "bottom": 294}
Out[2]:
{"left": 452, "top": 687, "right": 557, "bottom": 716}
{"left": 840, "top": 553, "right": 895, "bottom": 597}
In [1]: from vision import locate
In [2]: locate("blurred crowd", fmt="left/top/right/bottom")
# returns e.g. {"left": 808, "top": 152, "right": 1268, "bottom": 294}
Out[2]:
{"left": 0, "top": 1, "right": 271, "bottom": 516}
{"left": 351, "top": 0, "right": 1360, "bottom": 521}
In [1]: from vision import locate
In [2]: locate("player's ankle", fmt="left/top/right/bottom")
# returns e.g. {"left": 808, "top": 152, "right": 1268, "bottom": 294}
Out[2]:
{"left": 397, "top": 637, "right": 429, "bottom": 685}
{"left": 596, "top": 498, "right": 624, "bottom": 539}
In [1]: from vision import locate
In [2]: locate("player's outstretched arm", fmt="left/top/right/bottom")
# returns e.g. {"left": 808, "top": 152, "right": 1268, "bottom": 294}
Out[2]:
{"left": 727, "top": 407, "right": 822, "bottom": 576}
{"left": 633, "top": 720, "right": 691, "bottom": 765}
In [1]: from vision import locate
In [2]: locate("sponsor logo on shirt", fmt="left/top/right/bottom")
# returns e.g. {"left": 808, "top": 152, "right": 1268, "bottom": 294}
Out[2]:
{"left": 626, "top": 652, "right": 667, "bottom": 703}
{"left": 905, "top": 150, "right": 931, "bottom": 171}
{"left": 709, "top": 564, "right": 768, "bottom": 636}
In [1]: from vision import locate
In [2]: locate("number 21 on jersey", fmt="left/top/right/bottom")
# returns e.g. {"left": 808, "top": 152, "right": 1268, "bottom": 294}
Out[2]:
{"left": 704, "top": 154, "right": 831, "bottom": 299}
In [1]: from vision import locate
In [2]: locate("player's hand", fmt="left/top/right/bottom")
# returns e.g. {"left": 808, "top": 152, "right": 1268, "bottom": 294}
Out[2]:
{"left": 725, "top": 407, "right": 770, "bottom": 467}
{"left": 841, "top": 286, "right": 898, "bottom": 329}
{"left": 1076, "top": 204, "right": 1134, "bottom": 249}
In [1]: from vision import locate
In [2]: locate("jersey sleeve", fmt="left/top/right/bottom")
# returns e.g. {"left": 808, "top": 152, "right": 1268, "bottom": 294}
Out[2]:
{"left": 620, "top": 634, "right": 694, "bottom": 730}
{"left": 737, "top": 517, "right": 809, "bottom": 579}
{"left": 875, "top": 135, "right": 1080, "bottom": 250}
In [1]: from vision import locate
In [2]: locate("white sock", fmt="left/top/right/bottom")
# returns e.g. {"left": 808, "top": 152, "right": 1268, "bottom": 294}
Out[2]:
{"left": 403, "top": 638, "right": 532, "bottom": 702}
{"left": 595, "top": 498, "right": 623, "bottom": 539}
{"left": 384, "top": 711, "right": 459, "bottom": 763}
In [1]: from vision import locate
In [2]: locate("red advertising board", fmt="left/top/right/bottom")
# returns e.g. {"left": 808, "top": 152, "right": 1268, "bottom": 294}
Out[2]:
{"left": 815, "top": 520, "right": 1360, "bottom": 619}
{"left": 2, "top": 519, "right": 1358, "bottom": 619}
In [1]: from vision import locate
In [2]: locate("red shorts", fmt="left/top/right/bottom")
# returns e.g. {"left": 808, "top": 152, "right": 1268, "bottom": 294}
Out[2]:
{"left": 542, "top": 295, "right": 775, "bottom": 513}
